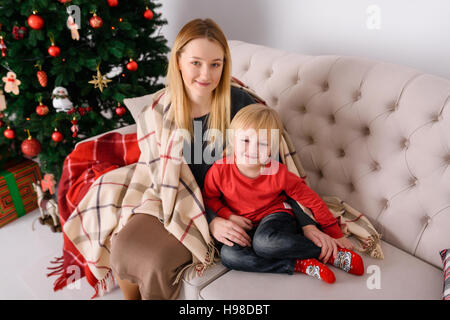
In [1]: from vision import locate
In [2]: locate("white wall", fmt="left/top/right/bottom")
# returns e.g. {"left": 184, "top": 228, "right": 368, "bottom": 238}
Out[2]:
{"left": 156, "top": 0, "right": 450, "bottom": 80}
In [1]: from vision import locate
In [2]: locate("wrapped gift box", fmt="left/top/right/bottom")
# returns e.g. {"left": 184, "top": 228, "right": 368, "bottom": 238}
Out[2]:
{"left": 0, "top": 158, "right": 42, "bottom": 227}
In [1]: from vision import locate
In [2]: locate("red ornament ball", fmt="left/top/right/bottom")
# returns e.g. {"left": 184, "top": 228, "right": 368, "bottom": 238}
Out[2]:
{"left": 21, "top": 137, "right": 42, "bottom": 157}
{"left": 48, "top": 44, "right": 60, "bottom": 57}
{"left": 107, "top": 0, "right": 119, "bottom": 7}
{"left": 115, "top": 106, "right": 126, "bottom": 117}
{"left": 27, "top": 14, "right": 44, "bottom": 30}
{"left": 126, "top": 60, "right": 138, "bottom": 72}
{"left": 51, "top": 130, "right": 64, "bottom": 142}
{"left": 4, "top": 127, "right": 15, "bottom": 139}
{"left": 90, "top": 14, "right": 103, "bottom": 29}
{"left": 36, "top": 103, "right": 49, "bottom": 116}
{"left": 144, "top": 8, "right": 154, "bottom": 20}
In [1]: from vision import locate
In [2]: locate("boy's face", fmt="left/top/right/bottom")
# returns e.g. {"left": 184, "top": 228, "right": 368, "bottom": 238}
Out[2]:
{"left": 234, "top": 128, "right": 272, "bottom": 167}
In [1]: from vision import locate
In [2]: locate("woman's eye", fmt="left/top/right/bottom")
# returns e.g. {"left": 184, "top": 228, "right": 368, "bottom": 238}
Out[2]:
{"left": 212, "top": 63, "right": 221, "bottom": 68}
{"left": 191, "top": 61, "right": 200, "bottom": 66}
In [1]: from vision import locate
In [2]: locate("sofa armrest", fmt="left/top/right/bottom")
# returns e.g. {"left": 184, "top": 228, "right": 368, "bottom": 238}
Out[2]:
{"left": 74, "top": 124, "right": 137, "bottom": 148}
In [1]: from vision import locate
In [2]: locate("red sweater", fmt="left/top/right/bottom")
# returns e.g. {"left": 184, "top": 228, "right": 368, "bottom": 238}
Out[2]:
{"left": 203, "top": 157, "right": 343, "bottom": 238}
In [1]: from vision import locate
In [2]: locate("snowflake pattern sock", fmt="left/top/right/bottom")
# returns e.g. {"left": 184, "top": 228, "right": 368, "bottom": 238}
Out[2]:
{"left": 294, "top": 258, "right": 336, "bottom": 284}
{"left": 327, "top": 247, "right": 364, "bottom": 276}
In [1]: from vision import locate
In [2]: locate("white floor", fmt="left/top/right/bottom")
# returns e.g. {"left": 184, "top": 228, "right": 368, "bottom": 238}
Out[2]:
{"left": 0, "top": 208, "right": 124, "bottom": 300}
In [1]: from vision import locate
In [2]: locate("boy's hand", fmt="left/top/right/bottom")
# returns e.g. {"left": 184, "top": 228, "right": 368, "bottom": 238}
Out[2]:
{"left": 302, "top": 224, "right": 338, "bottom": 262}
{"left": 229, "top": 214, "right": 253, "bottom": 231}
{"left": 334, "top": 236, "right": 354, "bottom": 250}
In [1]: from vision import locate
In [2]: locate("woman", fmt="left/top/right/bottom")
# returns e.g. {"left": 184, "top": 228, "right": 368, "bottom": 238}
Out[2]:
{"left": 110, "top": 18, "right": 341, "bottom": 300}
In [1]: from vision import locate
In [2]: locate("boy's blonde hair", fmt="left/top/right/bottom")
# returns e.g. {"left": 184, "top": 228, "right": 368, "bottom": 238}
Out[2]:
{"left": 227, "top": 103, "right": 284, "bottom": 156}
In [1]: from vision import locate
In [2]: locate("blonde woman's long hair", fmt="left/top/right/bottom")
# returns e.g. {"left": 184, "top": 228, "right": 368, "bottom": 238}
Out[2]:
{"left": 166, "top": 18, "right": 231, "bottom": 141}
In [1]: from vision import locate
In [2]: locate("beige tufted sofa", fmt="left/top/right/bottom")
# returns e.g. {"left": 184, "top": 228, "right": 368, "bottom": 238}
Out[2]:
{"left": 82, "top": 40, "right": 449, "bottom": 299}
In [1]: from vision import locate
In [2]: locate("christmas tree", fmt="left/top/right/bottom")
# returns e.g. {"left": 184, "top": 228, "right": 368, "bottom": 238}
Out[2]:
{"left": 0, "top": 0, "right": 169, "bottom": 179}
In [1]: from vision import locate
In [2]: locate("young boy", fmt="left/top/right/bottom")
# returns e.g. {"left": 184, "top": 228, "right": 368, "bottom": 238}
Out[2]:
{"left": 203, "top": 104, "right": 364, "bottom": 283}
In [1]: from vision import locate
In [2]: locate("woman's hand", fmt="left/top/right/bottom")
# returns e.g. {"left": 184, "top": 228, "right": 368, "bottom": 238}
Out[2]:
{"left": 335, "top": 236, "right": 354, "bottom": 250}
{"left": 302, "top": 224, "right": 338, "bottom": 263}
{"left": 209, "top": 216, "right": 252, "bottom": 247}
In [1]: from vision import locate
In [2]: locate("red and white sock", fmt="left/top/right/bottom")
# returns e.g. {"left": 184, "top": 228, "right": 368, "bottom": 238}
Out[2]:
{"left": 327, "top": 247, "right": 364, "bottom": 276}
{"left": 294, "top": 258, "right": 336, "bottom": 284}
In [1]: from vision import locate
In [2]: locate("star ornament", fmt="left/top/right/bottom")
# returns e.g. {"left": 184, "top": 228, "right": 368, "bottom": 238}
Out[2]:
{"left": 89, "top": 65, "right": 112, "bottom": 92}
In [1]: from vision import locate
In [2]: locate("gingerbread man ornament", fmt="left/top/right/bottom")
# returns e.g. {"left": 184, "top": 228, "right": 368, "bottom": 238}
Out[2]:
{"left": 2, "top": 71, "right": 21, "bottom": 95}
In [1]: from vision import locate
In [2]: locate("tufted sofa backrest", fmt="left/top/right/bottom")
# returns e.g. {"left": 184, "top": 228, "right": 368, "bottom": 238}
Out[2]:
{"left": 228, "top": 40, "right": 450, "bottom": 269}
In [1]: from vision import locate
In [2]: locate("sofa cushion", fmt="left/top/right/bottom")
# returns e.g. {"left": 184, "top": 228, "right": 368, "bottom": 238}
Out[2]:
{"left": 199, "top": 240, "right": 442, "bottom": 300}
{"left": 440, "top": 249, "right": 450, "bottom": 300}
{"left": 123, "top": 94, "right": 154, "bottom": 124}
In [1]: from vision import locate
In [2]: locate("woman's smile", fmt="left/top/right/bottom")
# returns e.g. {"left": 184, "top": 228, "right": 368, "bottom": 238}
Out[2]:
{"left": 195, "top": 80, "right": 211, "bottom": 87}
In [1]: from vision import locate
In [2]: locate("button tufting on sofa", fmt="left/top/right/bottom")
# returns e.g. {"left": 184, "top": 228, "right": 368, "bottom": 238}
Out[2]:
{"left": 390, "top": 102, "right": 399, "bottom": 112}
{"left": 410, "top": 176, "right": 419, "bottom": 186}
{"left": 383, "top": 199, "right": 390, "bottom": 210}
{"left": 322, "top": 81, "right": 329, "bottom": 91}
{"left": 372, "top": 161, "right": 381, "bottom": 171}
{"left": 317, "top": 169, "right": 324, "bottom": 178}
{"left": 338, "top": 148, "right": 346, "bottom": 157}
{"left": 445, "top": 153, "right": 450, "bottom": 165}
{"left": 402, "top": 138, "right": 410, "bottom": 149}
{"left": 348, "top": 182, "right": 356, "bottom": 192}
{"left": 328, "top": 114, "right": 336, "bottom": 124}
{"left": 300, "top": 105, "right": 307, "bottom": 114}
{"left": 362, "top": 126, "right": 371, "bottom": 136}
{"left": 353, "top": 90, "right": 362, "bottom": 101}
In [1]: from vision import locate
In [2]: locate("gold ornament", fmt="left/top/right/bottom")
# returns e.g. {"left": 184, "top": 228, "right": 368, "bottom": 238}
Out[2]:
{"left": 88, "top": 64, "right": 112, "bottom": 92}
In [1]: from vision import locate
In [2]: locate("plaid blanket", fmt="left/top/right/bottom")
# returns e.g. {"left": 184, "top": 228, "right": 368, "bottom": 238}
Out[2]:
{"left": 48, "top": 131, "right": 140, "bottom": 297}
{"left": 49, "top": 81, "right": 383, "bottom": 298}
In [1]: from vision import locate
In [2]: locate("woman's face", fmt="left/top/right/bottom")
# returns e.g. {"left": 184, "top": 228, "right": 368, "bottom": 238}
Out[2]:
{"left": 177, "top": 37, "right": 224, "bottom": 101}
